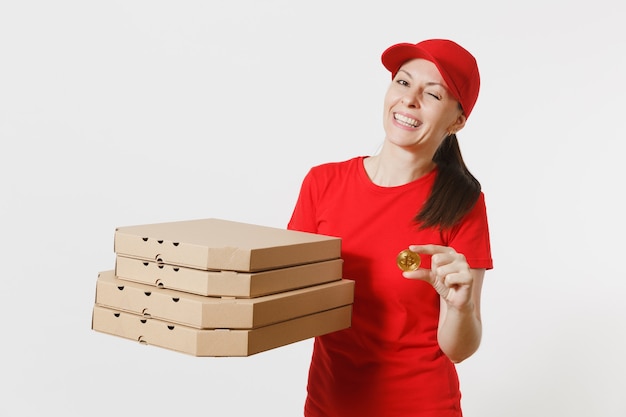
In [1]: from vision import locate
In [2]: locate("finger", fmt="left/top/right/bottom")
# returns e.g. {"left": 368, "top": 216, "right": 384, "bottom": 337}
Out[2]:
{"left": 439, "top": 270, "right": 472, "bottom": 287}
{"left": 409, "top": 244, "right": 456, "bottom": 256}
{"left": 402, "top": 269, "right": 432, "bottom": 282}
{"left": 432, "top": 259, "right": 467, "bottom": 278}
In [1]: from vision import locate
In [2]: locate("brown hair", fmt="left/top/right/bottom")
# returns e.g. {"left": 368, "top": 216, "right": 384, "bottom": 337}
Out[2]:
{"left": 415, "top": 133, "right": 481, "bottom": 230}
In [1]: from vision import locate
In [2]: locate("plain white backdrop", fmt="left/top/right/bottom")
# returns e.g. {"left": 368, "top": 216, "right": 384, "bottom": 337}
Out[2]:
{"left": 1, "top": 1, "right": 624, "bottom": 416}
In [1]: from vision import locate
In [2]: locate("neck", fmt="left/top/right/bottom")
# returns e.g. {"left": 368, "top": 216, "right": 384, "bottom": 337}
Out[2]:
{"left": 364, "top": 149, "right": 436, "bottom": 187}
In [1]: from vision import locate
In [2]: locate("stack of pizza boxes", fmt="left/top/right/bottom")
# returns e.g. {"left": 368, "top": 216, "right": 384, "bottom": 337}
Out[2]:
{"left": 91, "top": 218, "right": 354, "bottom": 357}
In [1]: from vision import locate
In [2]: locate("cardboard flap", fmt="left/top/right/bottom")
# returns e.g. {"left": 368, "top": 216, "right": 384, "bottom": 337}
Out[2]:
{"left": 95, "top": 270, "right": 354, "bottom": 329}
{"left": 114, "top": 218, "right": 341, "bottom": 272}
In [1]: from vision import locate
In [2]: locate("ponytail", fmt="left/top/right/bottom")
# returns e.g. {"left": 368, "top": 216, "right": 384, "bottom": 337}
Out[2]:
{"left": 415, "top": 134, "right": 481, "bottom": 230}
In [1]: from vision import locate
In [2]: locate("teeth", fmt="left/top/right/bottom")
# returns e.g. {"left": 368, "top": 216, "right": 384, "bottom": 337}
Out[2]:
{"left": 395, "top": 113, "right": 419, "bottom": 127}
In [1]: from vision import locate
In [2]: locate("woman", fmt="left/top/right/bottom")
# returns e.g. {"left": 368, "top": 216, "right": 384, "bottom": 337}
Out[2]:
{"left": 288, "top": 39, "right": 493, "bottom": 417}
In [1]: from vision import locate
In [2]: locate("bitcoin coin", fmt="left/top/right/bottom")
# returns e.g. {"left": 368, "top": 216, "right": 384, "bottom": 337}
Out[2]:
{"left": 396, "top": 249, "right": 421, "bottom": 271}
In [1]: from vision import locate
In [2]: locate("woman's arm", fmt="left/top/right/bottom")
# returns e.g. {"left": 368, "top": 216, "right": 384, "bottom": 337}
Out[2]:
{"left": 437, "top": 268, "right": 484, "bottom": 363}
{"left": 402, "top": 244, "right": 486, "bottom": 363}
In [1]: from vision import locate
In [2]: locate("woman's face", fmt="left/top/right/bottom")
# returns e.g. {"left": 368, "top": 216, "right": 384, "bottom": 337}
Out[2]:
{"left": 382, "top": 58, "right": 465, "bottom": 153}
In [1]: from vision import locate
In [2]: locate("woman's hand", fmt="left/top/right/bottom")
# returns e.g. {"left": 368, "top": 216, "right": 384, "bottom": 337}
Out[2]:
{"left": 403, "top": 244, "right": 484, "bottom": 362}
{"left": 402, "top": 244, "right": 473, "bottom": 310}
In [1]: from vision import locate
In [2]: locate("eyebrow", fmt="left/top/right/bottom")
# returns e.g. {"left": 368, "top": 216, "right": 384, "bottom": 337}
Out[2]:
{"left": 425, "top": 81, "right": 446, "bottom": 88}
{"left": 397, "top": 69, "right": 413, "bottom": 79}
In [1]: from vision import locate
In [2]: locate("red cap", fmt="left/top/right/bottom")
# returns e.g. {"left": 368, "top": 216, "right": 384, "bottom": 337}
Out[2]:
{"left": 381, "top": 39, "right": 480, "bottom": 118}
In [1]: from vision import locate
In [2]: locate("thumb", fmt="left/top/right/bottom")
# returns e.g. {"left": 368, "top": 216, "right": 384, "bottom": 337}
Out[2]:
{"left": 402, "top": 268, "right": 432, "bottom": 282}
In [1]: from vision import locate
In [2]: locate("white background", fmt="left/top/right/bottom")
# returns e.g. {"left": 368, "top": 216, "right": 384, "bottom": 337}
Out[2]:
{"left": 1, "top": 1, "right": 624, "bottom": 416}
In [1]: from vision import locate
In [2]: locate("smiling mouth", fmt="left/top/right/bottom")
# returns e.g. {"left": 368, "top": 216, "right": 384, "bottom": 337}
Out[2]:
{"left": 394, "top": 113, "right": 420, "bottom": 128}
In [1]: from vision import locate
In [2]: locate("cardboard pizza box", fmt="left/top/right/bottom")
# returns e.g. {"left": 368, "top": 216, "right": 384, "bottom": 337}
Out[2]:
{"left": 91, "top": 304, "right": 353, "bottom": 357}
{"left": 95, "top": 270, "right": 355, "bottom": 329}
{"left": 113, "top": 218, "right": 341, "bottom": 272}
{"left": 115, "top": 255, "right": 343, "bottom": 297}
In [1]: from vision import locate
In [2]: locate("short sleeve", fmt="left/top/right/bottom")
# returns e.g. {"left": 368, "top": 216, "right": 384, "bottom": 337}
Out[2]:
{"left": 447, "top": 192, "right": 493, "bottom": 270}
{"left": 287, "top": 168, "right": 319, "bottom": 234}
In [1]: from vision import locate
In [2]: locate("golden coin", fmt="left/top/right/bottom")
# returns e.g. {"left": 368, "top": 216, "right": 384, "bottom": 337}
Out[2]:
{"left": 396, "top": 249, "right": 421, "bottom": 271}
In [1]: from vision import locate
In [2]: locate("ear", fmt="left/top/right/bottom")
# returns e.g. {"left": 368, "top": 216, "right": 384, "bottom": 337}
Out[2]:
{"left": 448, "top": 113, "right": 467, "bottom": 135}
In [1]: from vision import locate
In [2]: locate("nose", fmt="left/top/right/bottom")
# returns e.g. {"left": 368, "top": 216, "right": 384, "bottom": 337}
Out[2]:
{"left": 401, "top": 92, "right": 419, "bottom": 108}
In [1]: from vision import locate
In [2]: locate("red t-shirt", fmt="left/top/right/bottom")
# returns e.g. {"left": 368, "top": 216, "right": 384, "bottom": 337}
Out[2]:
{"left": 288, "top": 156, "right": 493, "bottom": 417}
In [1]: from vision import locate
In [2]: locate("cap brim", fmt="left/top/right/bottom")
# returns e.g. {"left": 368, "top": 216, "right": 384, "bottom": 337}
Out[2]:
{"left": 382, "top": 43, "right": 435, "bottom": 75}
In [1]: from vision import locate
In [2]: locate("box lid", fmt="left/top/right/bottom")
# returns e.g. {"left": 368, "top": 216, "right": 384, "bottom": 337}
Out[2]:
{"left": 114, "top": 218, "right": 341, "bottom": 272}
{"left": 115, "top": 255, "right": 343, "bottom": 297}
{"left": 91, "top": 304, "right": 353, "bottom": 357}
{"left": 95, "top": 270, "right": 354, "bottom": 329}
